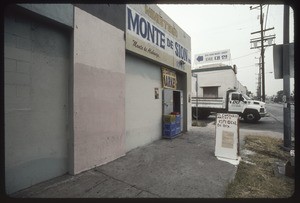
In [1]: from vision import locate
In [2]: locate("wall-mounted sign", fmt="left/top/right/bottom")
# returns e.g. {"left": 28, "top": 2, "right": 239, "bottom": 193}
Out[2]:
{"left": 155, "top": 87, "right": 159, "bottom": 99}
{"left": 194, "top": 49, "right": 231, "bottom": 65}
{"left": 162, "top": 68, "right": 177, "bottom": 89}
{"left": 215, "top": 113, "right": 240, "bottom": 163}
{"left": 126, "top": 5, "right": 191, "bottom": 72}
{"left": 273, "top": 43, "right": 294, "bottom": 79}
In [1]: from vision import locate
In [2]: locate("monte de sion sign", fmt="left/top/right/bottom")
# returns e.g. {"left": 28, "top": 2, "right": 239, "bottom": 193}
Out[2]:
{"left": 126, "top": 5, "right": 191, "bottom": 72}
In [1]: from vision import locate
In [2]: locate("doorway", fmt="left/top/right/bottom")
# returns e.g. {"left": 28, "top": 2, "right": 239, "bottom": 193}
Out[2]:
{"left": 162, "top": 89, "right": 183, "bottom": 131}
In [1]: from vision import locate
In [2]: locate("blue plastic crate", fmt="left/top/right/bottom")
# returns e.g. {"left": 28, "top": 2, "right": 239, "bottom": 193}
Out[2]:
{"left": 175, "top": 122, "right": 181, "bottom": 128}
{"left": 164, "top": 123, "right": 176, "bottom": 131}
{"left": 163, "top": 129, "right": 176, "bottom": 137}
{"left": 175, "top": 115, "right": 181, "bottom": 123}
{"left": 175, "top": 126, "right": 181, "bottom": 135}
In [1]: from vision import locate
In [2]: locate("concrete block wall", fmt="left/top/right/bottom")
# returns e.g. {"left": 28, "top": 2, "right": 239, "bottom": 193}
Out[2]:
{"left": 4, "top": 59, "right": 31, "bottom": 110}
{"left": 4, "top": 6, "right": 70, "bottom": 194}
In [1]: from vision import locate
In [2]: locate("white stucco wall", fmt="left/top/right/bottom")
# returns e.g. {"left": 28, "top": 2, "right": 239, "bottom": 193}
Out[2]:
{"left": 73, "top": 7, "right": 125, "bottom": 174}
{"left": 125, "top": 54, "right": 162, "bottom": 152}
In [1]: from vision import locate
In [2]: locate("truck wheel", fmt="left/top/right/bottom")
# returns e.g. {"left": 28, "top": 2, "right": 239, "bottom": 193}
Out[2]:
{"left": 243, "top": 110, "right": 260, "bottom": 123}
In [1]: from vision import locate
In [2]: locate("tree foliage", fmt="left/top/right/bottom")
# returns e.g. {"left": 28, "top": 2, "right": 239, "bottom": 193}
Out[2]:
{"left": 273, "top": 90, "right": 284, "bottom": 102}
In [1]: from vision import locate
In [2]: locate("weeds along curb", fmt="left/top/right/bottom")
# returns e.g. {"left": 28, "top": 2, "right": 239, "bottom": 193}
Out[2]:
{"left": 225, "top": 135, "right": 294, "bottom": 198}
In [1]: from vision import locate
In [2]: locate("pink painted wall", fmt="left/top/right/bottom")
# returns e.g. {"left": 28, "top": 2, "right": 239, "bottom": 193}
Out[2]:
{"left": 72, "top": 7, "right": 125, "bottom": 174}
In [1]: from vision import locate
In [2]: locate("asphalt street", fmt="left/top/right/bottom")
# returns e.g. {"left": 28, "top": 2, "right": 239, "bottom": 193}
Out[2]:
{"left": 202, "top": 102, "right": 295, "bottom": 137}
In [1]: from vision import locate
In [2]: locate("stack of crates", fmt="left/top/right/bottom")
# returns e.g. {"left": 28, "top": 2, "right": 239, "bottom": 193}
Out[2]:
{"left": 163, "top": 114, "right": 181, "bottom": 138}
{"left": 163, "top": 114, "right": 176, "bottom": 138}
{"left": 175, "top": 114, "right": 181, "bottom": 135}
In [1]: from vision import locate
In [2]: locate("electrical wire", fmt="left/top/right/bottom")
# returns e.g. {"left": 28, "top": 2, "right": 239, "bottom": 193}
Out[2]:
{"left": 231, "top": 51, "right": 260, "bottom": 60}
{"left": 237, "top": 65, "right": 256, "bottom": 69}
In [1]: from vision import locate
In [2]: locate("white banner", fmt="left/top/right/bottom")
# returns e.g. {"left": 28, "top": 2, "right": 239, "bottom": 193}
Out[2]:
{"left": 194, "top": 49, "right": 231, "bottom": 65}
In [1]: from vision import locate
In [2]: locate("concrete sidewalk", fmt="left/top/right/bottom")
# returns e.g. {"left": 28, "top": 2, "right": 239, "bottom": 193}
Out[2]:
{"left": 11, "top": 123, "right": 240, "bottom": 198}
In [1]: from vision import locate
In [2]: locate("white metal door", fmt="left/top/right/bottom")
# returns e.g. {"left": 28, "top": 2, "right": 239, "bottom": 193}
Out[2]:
{"left": 163, "top": 89, "right": 173, "bottom": 115}
{"left": 179, "top": 90, "right": 183, "bottom": 131}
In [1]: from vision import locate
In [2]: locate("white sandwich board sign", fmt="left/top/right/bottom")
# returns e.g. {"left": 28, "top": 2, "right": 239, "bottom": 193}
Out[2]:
{"left": 215, "top": 113, "right": 240, "bottom": 164}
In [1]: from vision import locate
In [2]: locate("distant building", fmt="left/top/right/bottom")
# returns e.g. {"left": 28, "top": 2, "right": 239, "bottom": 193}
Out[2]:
{"left": 192, "top": 64, "right": 247, "bottom": 98}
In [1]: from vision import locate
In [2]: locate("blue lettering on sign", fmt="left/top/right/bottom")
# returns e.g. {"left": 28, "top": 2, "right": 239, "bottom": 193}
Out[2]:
{"left": 197, "top": 56, "right": 203, "bottom": 62}
{"left": 127, "top": 7, "right": 191, "bottom": 65}
{"left": 221, "top": 55, "right": 227, "bottom": 59}
{"left": 175, "top": 42, "right": 188, "bottom": 62}
{"left": 127, "top": 7, "right": 165, "bottom": 49}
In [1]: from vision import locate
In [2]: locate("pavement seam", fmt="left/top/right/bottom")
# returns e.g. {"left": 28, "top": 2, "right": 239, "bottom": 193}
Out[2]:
{"left": 135, "top": 190, "right": 144, "bottom": 197}
{"left": 95, "top": 169, "right": 161, "bottom": 198}
{"left": 12, "top": 174, "right": 77, "bottom": 197}
{"left": 84, "top": 177, "right": 110, "bottom": 193}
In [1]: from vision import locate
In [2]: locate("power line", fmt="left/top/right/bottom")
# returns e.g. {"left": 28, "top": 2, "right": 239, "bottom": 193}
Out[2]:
{"left": 204, "top": 18, "right": 254, "bottom": 32}
{"left": 231, "top": 51, "right": 260, "bottom": 60}
{"left": 237, "top": 65, "right": 256, "bottom": 69}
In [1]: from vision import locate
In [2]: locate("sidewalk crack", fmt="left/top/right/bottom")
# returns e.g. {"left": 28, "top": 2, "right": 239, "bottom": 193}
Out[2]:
{"left": 96, "top": 169, "right": 161, "bottom": 197}
{"left": 84, "top": 178, "right": 109, "bottom": 193}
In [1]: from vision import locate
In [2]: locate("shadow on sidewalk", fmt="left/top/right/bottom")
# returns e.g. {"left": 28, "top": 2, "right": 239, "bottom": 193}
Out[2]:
{"left": 11, "top": 126, "right": 238, "bottom": 198}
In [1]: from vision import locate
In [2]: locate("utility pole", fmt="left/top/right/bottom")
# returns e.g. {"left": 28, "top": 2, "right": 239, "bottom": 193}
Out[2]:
{"left": 258, "top": 58, "right": 262, "bottom": 100}
{"left": 255, "top": 57, "right": 262, "bottom": 100}
{"left": 250, "top": 4, "right": 275, "bottom": 102}
{"left": 196, "top": 73, "right": 199, "bottom": 124}
{"left": 283, "top": 5, "right": 291, "bottom": 149}
{"left": 259, "top": 4, "right": 265, "bottom": 102}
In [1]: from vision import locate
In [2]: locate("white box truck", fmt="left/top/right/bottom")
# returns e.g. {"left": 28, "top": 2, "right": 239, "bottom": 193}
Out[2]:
{"left": 191, "top": 64, "right": 267, "bottom": 123}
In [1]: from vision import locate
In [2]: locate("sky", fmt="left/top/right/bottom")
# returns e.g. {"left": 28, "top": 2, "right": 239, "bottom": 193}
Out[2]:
{"left": 158, "top": 4, "right": 294, "bottom": 97}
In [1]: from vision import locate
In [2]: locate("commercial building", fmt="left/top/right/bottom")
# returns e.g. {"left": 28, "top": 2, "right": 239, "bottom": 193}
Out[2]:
{"left": 191, "top": 64, "right": 247, "bottom": 98}
{"left": 4, "top": 4, "right": 191, "bottom": 194}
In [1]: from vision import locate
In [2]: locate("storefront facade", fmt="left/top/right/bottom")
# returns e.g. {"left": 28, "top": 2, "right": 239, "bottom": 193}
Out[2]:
{"left": 125, "top": 4, "right": 191, "bottom": 151}
{"left": 3, "top": 4, "right": 191, "bottom": 194}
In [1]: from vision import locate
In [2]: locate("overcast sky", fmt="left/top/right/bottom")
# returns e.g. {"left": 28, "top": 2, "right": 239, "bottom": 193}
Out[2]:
{"left": 158, "top": 4, "right": 294, "bottom": 97}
